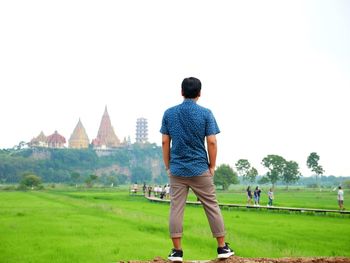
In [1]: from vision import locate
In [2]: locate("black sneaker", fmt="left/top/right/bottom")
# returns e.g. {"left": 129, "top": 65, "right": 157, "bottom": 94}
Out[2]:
{"left": 217, "top": 242, "right": 234, "bottom": 259}
{"left": 168, "top": 248, "right": 183, "bottom": 262}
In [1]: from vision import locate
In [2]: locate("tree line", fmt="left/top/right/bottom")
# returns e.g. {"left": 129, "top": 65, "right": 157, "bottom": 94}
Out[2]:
{"left": 213, "top": 152, "right": 326, "bottom": 190}
{"left": 1, "top": 146, "right": 347, "bottom": 190}
{"left": 0, "top": 143, "right": 168, "bottom": 186}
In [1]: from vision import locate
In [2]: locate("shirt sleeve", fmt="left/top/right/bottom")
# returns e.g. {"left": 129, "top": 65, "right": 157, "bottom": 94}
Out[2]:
{"left": 205, "top": 110, "right": 220, "bottom": 136}
{"left": 160, "top": 111, "right": 169, "bottom": 135}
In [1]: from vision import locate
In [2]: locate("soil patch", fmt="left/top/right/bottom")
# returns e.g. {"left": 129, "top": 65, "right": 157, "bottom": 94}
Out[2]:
{"left": 121, "top": 256, "right": 350, "bottom": 263}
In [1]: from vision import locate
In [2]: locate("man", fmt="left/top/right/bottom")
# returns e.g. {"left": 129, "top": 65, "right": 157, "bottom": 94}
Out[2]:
{"left": 160, "top": 77, "right": 234, "bottom": 262}
{"left": 338, "top": 186, "right": 344, "bottom": 210}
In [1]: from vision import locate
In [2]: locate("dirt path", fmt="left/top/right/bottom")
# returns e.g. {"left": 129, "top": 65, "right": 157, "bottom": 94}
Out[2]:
{"left": 122, "top": 256, "right": 350, "bottom": 263}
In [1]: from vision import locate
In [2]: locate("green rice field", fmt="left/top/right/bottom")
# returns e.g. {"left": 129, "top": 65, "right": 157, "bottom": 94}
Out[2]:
{"left": 0, "top": 187, "right": 349, "bottom": 263}
{"left": 191, "top": 186, "right": 344, "bottom": 210}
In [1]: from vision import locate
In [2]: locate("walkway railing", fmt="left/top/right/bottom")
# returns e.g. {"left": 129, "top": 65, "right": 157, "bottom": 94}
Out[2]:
{"left": 145, "top": 196, "right": 350, "bottom": 215}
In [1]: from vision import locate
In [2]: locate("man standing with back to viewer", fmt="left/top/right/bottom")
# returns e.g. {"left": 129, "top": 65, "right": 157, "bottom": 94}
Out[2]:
{"left": 160, "top": 77, "right": 234, "bottom": 262}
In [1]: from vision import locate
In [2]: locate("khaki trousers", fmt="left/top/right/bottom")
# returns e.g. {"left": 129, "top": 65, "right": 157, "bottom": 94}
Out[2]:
{"left": 169, "top": 171, "right": 226, "bottom": 238}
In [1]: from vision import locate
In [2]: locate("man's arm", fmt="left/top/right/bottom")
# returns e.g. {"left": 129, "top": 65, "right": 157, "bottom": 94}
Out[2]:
{"left": 162, "top": 134, "right": 171, "bottom": 172}
{"left": 206, "top": 135, "right": 217, "bottom": 176}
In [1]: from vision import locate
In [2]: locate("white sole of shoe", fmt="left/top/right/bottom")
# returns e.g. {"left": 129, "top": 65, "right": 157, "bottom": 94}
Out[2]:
{"left": 217, "top": 252, "right": 235, "bottom": 259}
{"left": 168, "top": 256, "right": 183, "bottom": 262}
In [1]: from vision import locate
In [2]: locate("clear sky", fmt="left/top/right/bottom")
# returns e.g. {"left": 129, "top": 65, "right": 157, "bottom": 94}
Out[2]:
{"left": 1, "top": 0, "right": 349, "bottom": 177}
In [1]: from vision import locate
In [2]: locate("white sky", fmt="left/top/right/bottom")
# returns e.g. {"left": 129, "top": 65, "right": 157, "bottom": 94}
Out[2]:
{"left": 1, "top": 0, "right": 349, "bottom": 177}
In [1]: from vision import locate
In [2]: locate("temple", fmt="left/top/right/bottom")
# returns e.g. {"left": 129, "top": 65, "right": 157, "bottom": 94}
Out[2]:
{"left": 135, "top": 117, "right": 148, "bottom": 144}
{"left": 69, "top": 119, "right": 90, "bottom": 149}
{"left": 47, "top": 131, "right": 66, "bottom": 148}
{"left": 92, "top": 106, "right": 121, "bottom": 149}
{"left": 29, "top": 131, "right": 48, "bottom": 148}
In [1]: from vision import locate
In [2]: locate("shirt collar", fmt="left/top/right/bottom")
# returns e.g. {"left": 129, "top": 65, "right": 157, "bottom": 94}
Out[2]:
{"left": 182, "top": 98, "right": 197, "bottom": 104}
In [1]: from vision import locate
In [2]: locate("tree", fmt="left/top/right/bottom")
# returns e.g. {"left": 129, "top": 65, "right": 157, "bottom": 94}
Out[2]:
{"left": 247, "top": 167, "right": 258, "bottom": 183}
{"left": 257, "top": 176, "right": 270, "bottom": 185}
{"left": 20, "top": 173, "right": 42, "bottom": 189}
{"left": 131, "top": 166, "right": 152, "bottom": 183}
{"left": 70, "top": 172, "right": 80, "bottom": 187}
{"left": 282, "top": 160, "right": 300, "bottom": 189}
{"left": 214, "top": 164, "right": 239, "bottom": 190}
{"left": 235, "top": 159, "right": 251, "bottom": 183}
{"left": 85, "top": 174, "right": 98, "bottom": 188}
{"left": 117, "top": 174, "right": 129, "bottom": 185}
{"left": 307, "top": 152, "right": 324, "bottom": 187}
{"left": 261, "top": 155, "right": 286, "bottom": 187}
{"left": 13, "top": 141, "right": 27, "bottom": 151}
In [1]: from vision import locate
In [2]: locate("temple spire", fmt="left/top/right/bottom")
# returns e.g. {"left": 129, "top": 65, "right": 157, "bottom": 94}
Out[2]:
{"left": 69, "top": 118, "right": 89, "bottom": 149}
{"left": 92, "top": 106, "right": 120, "bottom": 149}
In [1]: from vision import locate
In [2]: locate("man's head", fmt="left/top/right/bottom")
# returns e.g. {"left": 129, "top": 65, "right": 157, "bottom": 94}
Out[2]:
{"left": 181, "top": 77, "right": 201, "bottom": 98}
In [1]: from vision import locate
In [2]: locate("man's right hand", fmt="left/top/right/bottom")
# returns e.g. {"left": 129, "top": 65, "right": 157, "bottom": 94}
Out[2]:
{"left": 209, "top": 167, "right": 215, "bottom": 176}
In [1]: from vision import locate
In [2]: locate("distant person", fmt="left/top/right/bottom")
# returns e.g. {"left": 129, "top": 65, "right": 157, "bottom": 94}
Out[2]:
{"left": 158, "top": 185, "right": 163, "bottom": 197}
{"left": 165, "top": 184, "right": 170, "bottom": 199}
{"left": 254, "top": 186, "right": 261, "bottom": 206}
{"left": 147, "top": 185, "right": 153, "bottom": 197}
{"left": 246, "top": 186, "right": 252, "bottom": 205}
{"left": 154, "top": 185, "right": 159, "bottom": 197}
{"left": 133, "top": 183, "right": 138, "bottom": 194}
{"left": 142, "top": 182, "right": 147, "bottom": 195}
{"left": 338, "top": 186, "right": 344, "bottom": 210}
{"left": 160, "top": 77, "right": 234, "bottom": 262}
{"left": 267, "top": 188, "right": 274, "bottom": 207}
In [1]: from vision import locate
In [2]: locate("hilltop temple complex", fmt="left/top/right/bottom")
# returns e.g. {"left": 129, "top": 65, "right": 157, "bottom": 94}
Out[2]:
{"left": 68, "top": 119, "right": 90, "bottom": 149}
{"left": 30, "top": 130, "right": 66, "bottom": 149}
{"left": 29, "top": 106, "right": 148, "bottom": 150}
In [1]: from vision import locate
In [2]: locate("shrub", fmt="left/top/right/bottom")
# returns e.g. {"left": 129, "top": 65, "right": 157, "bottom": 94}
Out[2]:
{"left": 19, "top": 173, "right": 42, "bottom": 189}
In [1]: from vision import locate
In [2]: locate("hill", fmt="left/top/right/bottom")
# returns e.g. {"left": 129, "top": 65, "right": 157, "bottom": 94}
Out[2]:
{"left": 0, "top": 144, "right": 167, "bottom": 184}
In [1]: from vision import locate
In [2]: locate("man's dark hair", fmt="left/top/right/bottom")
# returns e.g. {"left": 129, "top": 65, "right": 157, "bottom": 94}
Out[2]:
{"left": 181, "top": 77, "right": 201, "bottom": 98}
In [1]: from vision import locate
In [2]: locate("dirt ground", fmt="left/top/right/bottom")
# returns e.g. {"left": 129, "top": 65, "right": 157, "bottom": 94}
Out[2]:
{"left": 121, "top": 256, "right": 350, "bottom": 263}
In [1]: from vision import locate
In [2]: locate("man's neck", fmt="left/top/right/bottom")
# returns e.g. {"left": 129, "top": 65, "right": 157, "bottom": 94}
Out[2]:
{"left": 183, "top": 97, "right": 199, "bottom": 102}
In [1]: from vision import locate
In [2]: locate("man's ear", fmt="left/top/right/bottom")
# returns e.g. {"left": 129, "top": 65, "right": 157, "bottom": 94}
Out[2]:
{"left": 198, "top": 91, "right": 201, "bottom": 97}
{"left": 181, "top": 89, "right": 184, "bottom": 97}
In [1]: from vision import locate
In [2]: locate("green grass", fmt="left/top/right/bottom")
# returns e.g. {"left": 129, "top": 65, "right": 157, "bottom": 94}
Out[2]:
{"left": 0, "top": 188, "right": 349, "bottom": 263}
{"left": 185, "top": 186, "right": 347, "bottom": 210}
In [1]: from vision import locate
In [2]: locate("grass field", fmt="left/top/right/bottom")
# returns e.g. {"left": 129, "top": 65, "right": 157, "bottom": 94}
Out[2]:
{"left": 188, "top": 186, "right": 345, "bottom": 210}
{"left": 0, "top": 187, "right": 349, "bottom": 263}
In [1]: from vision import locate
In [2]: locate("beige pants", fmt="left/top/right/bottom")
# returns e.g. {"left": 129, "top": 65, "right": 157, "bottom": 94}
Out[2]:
{"left": 169, "top": 171, "right": 226, "bottom": 238}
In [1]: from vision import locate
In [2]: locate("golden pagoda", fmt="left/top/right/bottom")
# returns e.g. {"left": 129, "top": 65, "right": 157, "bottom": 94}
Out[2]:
{"left": 69, "top": 119, "right": 90, "bottom": 149}
{"left": 92, "top": 106, "right": 120, "bottom": 149}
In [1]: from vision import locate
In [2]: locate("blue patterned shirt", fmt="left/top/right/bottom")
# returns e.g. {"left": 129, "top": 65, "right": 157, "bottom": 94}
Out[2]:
{"left": 160, "top": 99, "right": 220, "bottom": 177}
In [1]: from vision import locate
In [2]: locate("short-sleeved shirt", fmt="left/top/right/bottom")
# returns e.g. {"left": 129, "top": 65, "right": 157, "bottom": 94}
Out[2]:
{"left": 160, "top": 99, "right": 220, "bottom": 177}
{"left": 247, "top": 190, "right": 252, "bottom": 198}
{"left": 338, "top": 190, "right": 344, "bottom": 201}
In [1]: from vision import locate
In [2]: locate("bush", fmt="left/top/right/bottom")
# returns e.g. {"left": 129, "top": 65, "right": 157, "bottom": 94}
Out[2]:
{"left": 306, "top": 183, "right": 318, "bottom": 188}
{"left": 17, "top": 184, "right": 28, "bottom": 191}
{"left": 19, "top": 173, "right": 42, "bottom": 189}
{"left": 1, "top": 185, "right": 17, "bottom": 191}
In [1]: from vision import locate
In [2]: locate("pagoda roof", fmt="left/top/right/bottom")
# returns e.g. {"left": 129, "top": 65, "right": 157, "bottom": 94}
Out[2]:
{"left": 69, "top": 119, "right": 89, "bottom": 142}
{"left": 93, "top": 106, "right": 120, "bottom": 147}
{"left": 47, "top": 130, "right": 66, "bottom": 144}
{"left": 30, "top": 131, "right": 47, "bottom": 143}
